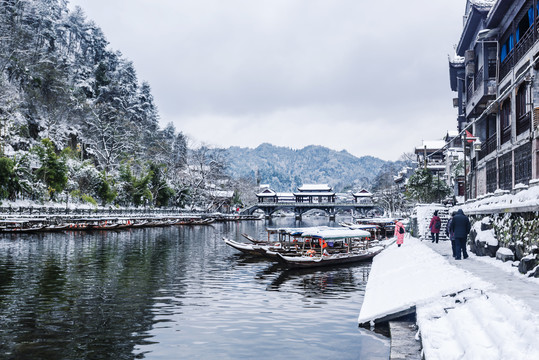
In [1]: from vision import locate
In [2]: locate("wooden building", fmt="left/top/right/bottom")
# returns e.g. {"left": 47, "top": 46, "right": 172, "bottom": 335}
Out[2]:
{"left": 293, "top": 184, "right": 336, "bottom": 203}
{"left": 353, "top": 189, "right": 374, "bottom": 205}
{"left": 449, "top": 0, "right": 539, "bottom": 199}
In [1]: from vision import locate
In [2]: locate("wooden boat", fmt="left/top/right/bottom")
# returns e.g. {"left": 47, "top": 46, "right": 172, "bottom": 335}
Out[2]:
{"left": 276, "top": 228, "right": 384, "bottom": 269}
{"left": 0, "top": 219, "right": 48, "bottom": 233}
{"left": 223, "top": 238, "right": 302, "bottom": 259}
{"left": 223, "top": 238, "right": 262, "bottom": 255}
{"left": 43, "top": 224, "right": 71, "bottom": 231}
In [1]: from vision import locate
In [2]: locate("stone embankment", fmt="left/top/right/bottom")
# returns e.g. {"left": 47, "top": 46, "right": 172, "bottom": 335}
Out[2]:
{"left": 0, "top": 205, "right": 262, "bottom": 233}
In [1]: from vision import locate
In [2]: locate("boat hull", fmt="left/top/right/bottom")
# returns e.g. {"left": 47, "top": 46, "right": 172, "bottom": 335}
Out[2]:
{"left": 277, "top": 247, "right": 384, "bottom": 269}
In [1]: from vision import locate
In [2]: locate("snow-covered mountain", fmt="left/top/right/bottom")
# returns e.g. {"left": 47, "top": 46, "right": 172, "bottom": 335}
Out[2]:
{"left": 221, "top": 143, "right": 393, "bottom": 192}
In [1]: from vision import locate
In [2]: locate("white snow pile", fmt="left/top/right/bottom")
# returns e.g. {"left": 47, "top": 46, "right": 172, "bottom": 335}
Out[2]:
{"left": 417, "top": 289, "right": 538, "bottom": 360}
{"left": 473, "top": 221, "right": 498, "bottom": 246}
{"left": 459, "top": 184, "right": 539, "bottom": 213}
{"left": 358, "top": 237, "right": 539, "bottom": 360}
{"left": 358, "top": 237, "right": 491, "bottom": 325}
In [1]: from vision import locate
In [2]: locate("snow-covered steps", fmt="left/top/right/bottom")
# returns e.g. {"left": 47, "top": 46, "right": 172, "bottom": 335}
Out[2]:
{"left": 417, "top": 289, "right": 539, "bottom": 360}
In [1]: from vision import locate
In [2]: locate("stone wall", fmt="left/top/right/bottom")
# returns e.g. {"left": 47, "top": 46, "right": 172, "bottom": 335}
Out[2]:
{"left": 468, "top": 212, "right": 539, "bottom": 277}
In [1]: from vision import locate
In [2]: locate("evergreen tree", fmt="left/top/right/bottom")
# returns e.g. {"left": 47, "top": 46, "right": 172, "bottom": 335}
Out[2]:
{"left": 34, "top": 138, "right": 67, "bottom": 199}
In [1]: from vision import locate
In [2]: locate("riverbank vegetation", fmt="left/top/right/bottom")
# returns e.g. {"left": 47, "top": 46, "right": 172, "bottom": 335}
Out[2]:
{"left": 0, "top": 0, "right": 256, "bottom": 210}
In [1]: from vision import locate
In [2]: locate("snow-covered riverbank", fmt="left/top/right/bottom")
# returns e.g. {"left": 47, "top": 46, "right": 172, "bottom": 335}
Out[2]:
{"left": 358, "top": 237, "right": 538, "bottom": 360}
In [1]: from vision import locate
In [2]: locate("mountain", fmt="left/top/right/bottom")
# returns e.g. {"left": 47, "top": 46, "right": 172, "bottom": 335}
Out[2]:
{"left": 222, "top": 143, "right": 391, "bottom": 192}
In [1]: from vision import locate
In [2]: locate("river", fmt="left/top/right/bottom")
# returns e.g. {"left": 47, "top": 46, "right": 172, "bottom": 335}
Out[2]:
{"left": 0, "top": 216, "right": 389, "bottom": 360}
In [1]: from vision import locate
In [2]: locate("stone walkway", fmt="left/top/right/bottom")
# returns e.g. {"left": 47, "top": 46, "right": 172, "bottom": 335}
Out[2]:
{"left": 424, "top": 239, "right": 539, "bottom": 312}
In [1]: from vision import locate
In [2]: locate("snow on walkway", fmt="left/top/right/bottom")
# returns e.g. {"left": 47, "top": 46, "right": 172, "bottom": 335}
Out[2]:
{"left": 358, "top": 236, "right": 539, "bottom": 360}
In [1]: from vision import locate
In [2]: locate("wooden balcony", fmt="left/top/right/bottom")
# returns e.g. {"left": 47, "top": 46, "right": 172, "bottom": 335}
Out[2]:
{"left": 474, "top": 66, "right": 484, "bottom": 91}
{"left": 515, "top": 27, "right": 534, "bottom": 64}
{"left": 499, "top": 51, "right": 513, "bottom": 80}
{"left": 479, "top": 135, "right": 497, "bottom": 160}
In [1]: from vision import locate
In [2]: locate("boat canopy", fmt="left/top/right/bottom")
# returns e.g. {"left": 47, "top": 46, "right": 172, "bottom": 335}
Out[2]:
{"left": 301, "top": 228, "right": 370, "bottom": 239}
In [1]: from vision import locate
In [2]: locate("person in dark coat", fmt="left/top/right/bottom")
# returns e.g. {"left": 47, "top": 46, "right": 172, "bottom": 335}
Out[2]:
{"left": 449, "top": 209, "right": 471, "bottom": 260}
{"left": 429, "top": 210, "right": 441, "bottom": 243}
{"left": 445, "top": 211, "right": 457, "bottom": 258}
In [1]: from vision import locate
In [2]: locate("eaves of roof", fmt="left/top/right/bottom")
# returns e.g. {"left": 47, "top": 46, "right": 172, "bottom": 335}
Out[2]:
{"left": 486, "top": 0, "right": 513, "bottom": 28}
{"left": 456, "top": 6, "right": 491, "bottom": 56}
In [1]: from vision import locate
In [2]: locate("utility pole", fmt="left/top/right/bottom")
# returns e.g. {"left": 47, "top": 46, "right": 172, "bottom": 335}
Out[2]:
{"left": 463, "top": 132, "right": 467, "bottom": 201}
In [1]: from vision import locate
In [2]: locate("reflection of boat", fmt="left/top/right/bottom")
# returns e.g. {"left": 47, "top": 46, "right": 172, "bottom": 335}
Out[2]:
{"left": 277, "top": 228, "right": 384, "bottom": 269}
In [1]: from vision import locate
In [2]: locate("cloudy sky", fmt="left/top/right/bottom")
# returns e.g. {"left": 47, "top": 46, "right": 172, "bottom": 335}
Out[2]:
{"left": 68, "top": 0, "right": 466, "bottom": 161}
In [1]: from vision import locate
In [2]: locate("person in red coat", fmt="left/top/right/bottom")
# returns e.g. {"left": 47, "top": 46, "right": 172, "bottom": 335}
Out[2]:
{"left": 395, "top": 220, "right": 405, "bottom": 247}
{"left": 429, "top": 210, "right": 441, "bottom": 243}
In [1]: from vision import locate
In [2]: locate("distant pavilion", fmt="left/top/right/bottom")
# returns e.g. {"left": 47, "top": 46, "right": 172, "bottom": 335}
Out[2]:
{"left": 257, "top": 184, "right": 337, "bottom": 203}
{"left": 352, "top": 189, "right": 373, "bottom": 205}
{"left": 293, "top": 184, "right": 336, "bottom": 203}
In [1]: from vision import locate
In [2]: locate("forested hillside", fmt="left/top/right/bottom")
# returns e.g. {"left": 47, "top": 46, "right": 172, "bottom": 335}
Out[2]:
{"left": 0, "top": 0, "right": 235, "bottom": 209}
{"left": 0, "top": 0, "right": 405, "bottom": 210}
{"left": 223, "top": 144, "right": 391, "bottom": 192}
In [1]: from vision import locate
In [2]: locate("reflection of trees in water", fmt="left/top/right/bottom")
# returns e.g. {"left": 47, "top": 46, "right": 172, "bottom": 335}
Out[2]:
{"left": 0, "top": 228, "right": 188, "bottom": 360}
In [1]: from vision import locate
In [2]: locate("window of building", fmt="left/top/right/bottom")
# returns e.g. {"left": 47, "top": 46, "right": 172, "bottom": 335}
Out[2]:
{"left": 486, "top": 159, "right": 497, "bottom": 193}
{"left": 501, "top": 99, "right": 511, "bottom": 129}
{"left": 500, "top": 34, "right": 514, "bottom": 62}
{"left": 514, "top": 142, "right": 532, "bottom": 185}
{"left": 498, "top": 152, "right": 513, "bottom": 191}
{"left": 516, "top": 6, "right": 534, "bottom": 43}
{"left": 516, "top": 84, "right": 527, "bottom": 119}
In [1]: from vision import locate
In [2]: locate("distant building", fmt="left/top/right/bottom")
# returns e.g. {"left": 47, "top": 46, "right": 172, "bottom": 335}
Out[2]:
{"left": 256, "top": 187, "right": 278, "bottom": 203}
{"left": 415, "top": 140, "right": 446, "bottom": 173}
{"left": 352, "top": 189, "right": 374, "bottom": 205}
{"left": 294, "top": 184, "right": 336, "bottom": 203}
{"left": 449, "top": 0, "right": 538, "bottom": 199}
{"left": 444, "top": 131, "right": 465, "bottom": 197}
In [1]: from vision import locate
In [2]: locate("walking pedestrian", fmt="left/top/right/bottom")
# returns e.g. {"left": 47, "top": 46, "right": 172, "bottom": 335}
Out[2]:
{"left": 429, "top": 210, "right": 441, "bottom": 243}
{"left": 395, "top": 219, "right": 405, "bottom": 247}
{"left": 449, "top": 209, "right": 471, "bottom": 260}
{"left": 445, "top": 211, "right": 457, "bottom": 258}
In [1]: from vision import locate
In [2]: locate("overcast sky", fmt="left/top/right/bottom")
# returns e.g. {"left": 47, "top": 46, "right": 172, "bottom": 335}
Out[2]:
{"left": 68, "top": 0, "right": 465, "bottom": 161}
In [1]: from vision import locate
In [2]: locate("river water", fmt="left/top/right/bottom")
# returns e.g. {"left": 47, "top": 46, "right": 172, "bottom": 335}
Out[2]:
{"left": 0, "top": 217, "right": 389, "bottom": 360}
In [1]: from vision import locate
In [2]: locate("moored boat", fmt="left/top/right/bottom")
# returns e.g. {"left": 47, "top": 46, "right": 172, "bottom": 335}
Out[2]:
{"left": 276, "top": 228, "right": 384, "bottom": 269}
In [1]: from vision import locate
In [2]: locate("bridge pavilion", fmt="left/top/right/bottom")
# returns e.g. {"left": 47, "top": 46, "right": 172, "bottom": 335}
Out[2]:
{"left": 293, "top": 184, "right": 336, "bottom": 203}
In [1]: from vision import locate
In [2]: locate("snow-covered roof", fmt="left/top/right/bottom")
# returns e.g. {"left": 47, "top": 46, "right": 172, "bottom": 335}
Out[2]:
{"left": 297, "top": 184, "right": 332, "bottom": 192}
{"left": 301, "top": 228, "right": 370, "bottom": 239}
{"left": 470, "top": 0, "right": 496, "bottom": 8}
{"left": 293, "top": 192, "right": 336, "bottom": 197}
{"left": 256, "top": 188, "right": 277, "bottom": 197}
{"left": 416, "top": 140, "right": 446, "bottom": 151}
{"left": 353, "top": 189, "right": 373, "bottom": 197}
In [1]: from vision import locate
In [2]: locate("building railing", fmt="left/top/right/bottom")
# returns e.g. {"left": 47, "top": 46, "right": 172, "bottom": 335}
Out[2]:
{"left": 516, "top": 111, "right": 531, "bottom": 135}
{"left": 467, "top": 80, "right": 474, "bottom": 103}
{"left": 515, "top": 27, "right": 535, "bottom": 64}
{"left": 499, "top": 51, "right": 513, "bottom": 80}
{"left": 474, "top": 66, "right": 484, "bottom": 91}
{"left": 478, "top": 135, "right": 497, "bottom": 161}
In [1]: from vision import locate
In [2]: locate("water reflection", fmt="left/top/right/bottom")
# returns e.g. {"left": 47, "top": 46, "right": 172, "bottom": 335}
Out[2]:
{"left": 0, "top": 218, "right": 389, "bottom": 360}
